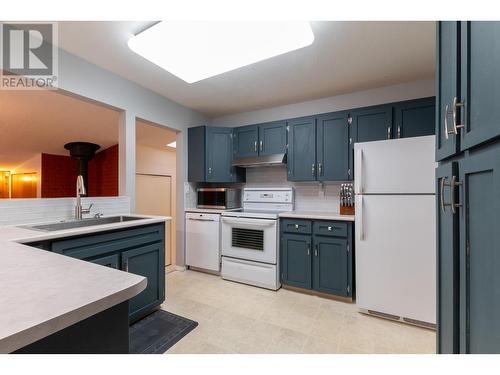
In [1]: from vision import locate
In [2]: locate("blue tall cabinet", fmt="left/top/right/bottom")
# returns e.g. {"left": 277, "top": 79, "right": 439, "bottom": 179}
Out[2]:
{"left": 436, "top": 21, "right": 500, "bottom": 354}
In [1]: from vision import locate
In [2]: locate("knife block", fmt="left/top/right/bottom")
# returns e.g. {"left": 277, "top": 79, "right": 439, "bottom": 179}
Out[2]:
{"left": 339, "top": 182, "right": 355, "bottom": 216}
{"left": 340, "top": 205, "right": 355, "bottom": 216}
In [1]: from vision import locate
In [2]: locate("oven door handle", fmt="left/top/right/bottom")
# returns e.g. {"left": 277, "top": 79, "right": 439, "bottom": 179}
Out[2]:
{"left": 221, "top": 217, "right": 276, "bottom": 227}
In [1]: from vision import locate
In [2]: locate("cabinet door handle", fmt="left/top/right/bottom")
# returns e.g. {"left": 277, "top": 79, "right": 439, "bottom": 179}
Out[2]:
{"left": 452, "top": 96, "right": 465, "bottom": 135}
{"left": 387, "top": 126, "right": 392, "bottom": 139}
{"left": 307, "top": 244, "right": 310, "bottom": 256}
{"left": 444, "top": 104, "right": 451, "bottom": 140}
{"left": 327, "top": 226, "right": 332, "bottom": 231}
{"left": 259, "top": 140, "right": 263, "bottom": 152}
{"left": 124, "top": 261, "right": 129, "bottom": 272}
{"left": 312, "top": 163, "right": 315, "bottom": 177}
{"left": 440, "top": 175, "right": 462, "bottom": 215}
{"left": 208, "top": 167, "right": 212, "bottom": 174}
{"left": 450, "top": 175, "right": 463, "bottom": 214}
{"left": 314, "top": 245, "right": 318, "bottom": 257}
{"left": 254, "top": 141, "right": 257, "bottom": 152}
{"left": 318, "top": 162, "right": 323, "bottom": 176}
{"left": 397, "top": 125, "right": 401, "bottom": 138}
{"left": 295, "top": 224, "right": 299, "bottom": 229}
{"left": 440, "top": 176, "right": 448, "bottom": 214}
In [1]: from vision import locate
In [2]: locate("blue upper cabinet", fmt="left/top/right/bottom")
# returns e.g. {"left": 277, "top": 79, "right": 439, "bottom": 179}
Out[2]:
{"left": 394, "top": 97, "right": 436, "bottom": 139}
{"left": 233, "top": 125, "right": 259, "bottom": 158}
{"left": 233, "top": 121, "right": 286, "bottom": 158}
{"left": 316, "top": 111, "right": 350, "bottom": 181}
{"left": 349, "top": 104, "right": 393, "bottom": 178}
{"left": 188, "top": 126, "right": 245, "bottom": 183}
{"left": 258, "top": 121, "right": 287, "bottom": 156}
{"left": 351, "top": 104, "right": 393, "bottom": 143}
{"left": 206, "top": 127, "right": 234, "bottom": 182}
{"left": 287, "top": 116, "right": 317, "bottom": 181}
{"left": 460, "top": 22, "right": 500, "bottom": 152}
{"left": 436, "top": 21, "right": 461, "bottom": 161}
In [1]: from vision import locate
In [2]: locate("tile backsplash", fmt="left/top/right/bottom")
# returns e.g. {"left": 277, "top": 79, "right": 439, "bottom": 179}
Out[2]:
{"left": 0, "top": 196, "right": 131, "bottom": 226}
{"left": 244, "top": 166, "right": 343, "bottom": 211}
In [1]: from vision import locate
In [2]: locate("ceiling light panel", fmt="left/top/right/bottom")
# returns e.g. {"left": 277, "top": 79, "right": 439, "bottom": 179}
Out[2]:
{"left": 128, "top": 21, "right": 314, "bottom": 83}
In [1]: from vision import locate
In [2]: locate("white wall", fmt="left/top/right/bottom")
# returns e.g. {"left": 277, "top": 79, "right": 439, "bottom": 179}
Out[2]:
{"left": 4, "top": 48, "right": 208, "bottom": 266}
{"left": 210, "top": 80, "right": 434, "bottom": 127}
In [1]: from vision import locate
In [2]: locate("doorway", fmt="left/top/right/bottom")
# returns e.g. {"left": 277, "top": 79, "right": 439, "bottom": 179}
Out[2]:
{"left": 135, "top": 174, "right": 173, "bottom": 265}
{"left": 135, "top": 119, "right": 177, "bottom": 268}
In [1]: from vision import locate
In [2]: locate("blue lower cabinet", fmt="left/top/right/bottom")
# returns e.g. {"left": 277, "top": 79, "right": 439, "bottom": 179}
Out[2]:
{"left": 90, "top": 253, "right": 120, "bottom": 269}
{"left": 281, "top": 233, "right": 312, "bottom": 289}
{"left": 122, "top": 243, "right": 165, "bottom": 322}
{"left": 27, "top": 223, "right": 165, "bottom": 323}
{"left": 281, "top": 219, "right": 353, "bottom": 298}
{"left": 313, "top": 236, "right": 350, "bottom": 297}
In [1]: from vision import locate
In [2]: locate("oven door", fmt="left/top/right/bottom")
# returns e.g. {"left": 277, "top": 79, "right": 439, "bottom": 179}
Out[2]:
{"left": 221, "top": 217, "right": 277, "bottom": 264}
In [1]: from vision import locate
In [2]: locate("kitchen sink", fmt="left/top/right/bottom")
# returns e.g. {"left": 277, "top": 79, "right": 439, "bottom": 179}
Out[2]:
{"left": 24, "top": 216, "right": 145, "bottom": 232}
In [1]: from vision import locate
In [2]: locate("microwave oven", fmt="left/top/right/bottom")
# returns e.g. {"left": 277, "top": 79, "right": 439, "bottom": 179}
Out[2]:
{"left": 197, "top": 188, "right": 241, "bottom": 209}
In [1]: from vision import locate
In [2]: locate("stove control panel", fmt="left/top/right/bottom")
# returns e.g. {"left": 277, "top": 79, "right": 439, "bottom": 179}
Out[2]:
{"left": 243, "top": 188, "right": 293, "bottom": 204}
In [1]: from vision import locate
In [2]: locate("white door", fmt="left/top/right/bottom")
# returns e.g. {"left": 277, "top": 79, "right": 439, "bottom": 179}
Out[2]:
{"left": 354, "top": 135, "right": 436, "bottom": 194}
{"left": 135, "top": 174, "right": 172, "bottom": 266}
{"left": 355, "top": 194, "right": 436, "bottom": 324}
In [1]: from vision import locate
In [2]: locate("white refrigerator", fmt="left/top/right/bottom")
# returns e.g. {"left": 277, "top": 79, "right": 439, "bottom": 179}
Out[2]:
{"left": 354, "top": 135, "right": 436, "bottom": 326}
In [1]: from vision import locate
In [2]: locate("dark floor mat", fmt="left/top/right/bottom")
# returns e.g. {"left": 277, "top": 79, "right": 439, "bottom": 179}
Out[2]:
{"left": 129, "top": 310, "right": 198, "bottom": 354}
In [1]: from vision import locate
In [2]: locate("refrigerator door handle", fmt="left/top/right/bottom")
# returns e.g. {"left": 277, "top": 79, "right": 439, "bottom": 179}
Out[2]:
{"left": 355, "top": 149, "right": 363, "bottom": 193}
{"left": 357, "top": 195, "right": 364, "bottom": 241}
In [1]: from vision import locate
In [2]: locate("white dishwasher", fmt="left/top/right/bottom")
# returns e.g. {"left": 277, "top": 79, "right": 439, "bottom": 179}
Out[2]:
{"left": 185, "top": 212, "right": 221, "bottom": 272}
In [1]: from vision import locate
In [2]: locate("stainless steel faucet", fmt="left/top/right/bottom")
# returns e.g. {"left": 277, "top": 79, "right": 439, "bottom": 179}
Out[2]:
{"left": 75, "top": 175, "right": 93, "bottom": 220}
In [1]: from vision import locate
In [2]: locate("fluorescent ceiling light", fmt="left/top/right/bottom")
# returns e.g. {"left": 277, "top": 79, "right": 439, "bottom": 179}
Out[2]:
{"left": 166, "top": 141, "right": 176, "bottom": 148}
{"left": 128, "top": 21, "right": 315, "bottom": 83}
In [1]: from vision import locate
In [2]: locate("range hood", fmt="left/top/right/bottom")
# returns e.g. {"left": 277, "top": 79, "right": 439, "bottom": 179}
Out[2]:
{"left": 232, "top": 153, "right": 287, "bottom": 168}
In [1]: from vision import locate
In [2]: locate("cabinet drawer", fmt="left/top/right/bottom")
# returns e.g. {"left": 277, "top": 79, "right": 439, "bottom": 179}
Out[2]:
{"left": 51, "top": 224, "right": 164, "bottom": 260}
{"left": 313, "top": 221, "right": 347, "bottom": 237}
{"left": 282, "top": 219, "right": 312, "bottom": 234}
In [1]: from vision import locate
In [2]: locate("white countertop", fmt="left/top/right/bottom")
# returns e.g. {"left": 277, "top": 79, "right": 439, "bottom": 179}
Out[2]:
{"left": 0, "top": 214, "right": 171, "bottom": 353}
{"left": 0, "top": 214, "right": 171, "bottom": 243}
{"left": 279, "top": 211, "right": 355, "bottom": 222}
{"left": 185, "top": 207, "right": 240, "bottom": 214}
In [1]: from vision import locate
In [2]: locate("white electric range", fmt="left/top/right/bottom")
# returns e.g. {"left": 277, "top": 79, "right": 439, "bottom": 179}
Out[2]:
{"left": 220, "top": 188, "right": 294, "bottom": 290}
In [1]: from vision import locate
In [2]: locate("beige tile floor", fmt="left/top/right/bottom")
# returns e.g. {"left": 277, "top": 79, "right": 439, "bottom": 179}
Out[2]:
{"left": 163, "top": 270, "right": 436, "bottom": 354}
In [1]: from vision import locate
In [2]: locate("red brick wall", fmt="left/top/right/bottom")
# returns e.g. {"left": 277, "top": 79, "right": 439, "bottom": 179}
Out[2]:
{"left": 41, "top": 153, "right": 77, "bottom": 198}
{"left": 41, "top": 144, "right": 118, "bottom": 198}
{"left": 88, "top": 144, "right": 119, "bottom": 197}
